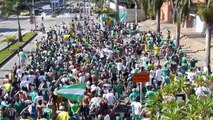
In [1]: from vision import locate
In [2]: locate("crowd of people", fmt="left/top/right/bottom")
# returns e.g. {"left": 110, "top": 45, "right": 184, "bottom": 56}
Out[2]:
{"left": 0, "top": 4, "right": 212, "bottom": 120}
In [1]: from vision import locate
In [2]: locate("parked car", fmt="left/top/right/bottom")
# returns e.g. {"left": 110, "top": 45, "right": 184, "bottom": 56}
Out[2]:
{"left": 20, "top": 10, "right": 30, "bottom": 16}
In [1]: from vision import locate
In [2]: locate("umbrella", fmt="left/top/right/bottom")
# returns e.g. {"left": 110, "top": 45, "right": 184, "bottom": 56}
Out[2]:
{"left": 56, "top": 83, "right": 86, "bottom": 102}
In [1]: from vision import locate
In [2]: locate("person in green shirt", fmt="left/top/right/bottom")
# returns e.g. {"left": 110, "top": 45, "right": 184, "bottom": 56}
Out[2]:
{"left": 128, "top": 88, "right": 138, "bottom": 103}
{"left": 114, "top": 82, "right": 123, "bottom": 99}
{"left": 0, "top": 117, "right": 10, "bottom": 120}
{"left": 182, "top": 56, "right": 188, "bottom": 63}
{"left": 162, "top": 65, "right": 170, "bottom": 77}
{"left": 42, "top": 104, "right": 52, "bottom": 120}
{"left": 181, "top": 61, "right": 189, "bottom": 75}
{"left": 40, "top": 113, "right": 49, "bottom": 120}
{"left": 189, "top": 58, "right": 198, "bottom": 69}
{"left": 30, "top": 89, "right": 38, "bottom": 103}
{"left": 68, "top": 101, "right": 80, "bottom": 120}
{"left": 145, "top": 88, "right": 155, "bottom": 107}
{"left": 18, "top": 49, "right": 26, "bottom": 66}
{"left": 14, "top": 98, "right": 25, "bottom": 115}
{"left": 163, "top": 75, "right": 171, "bottom": 86}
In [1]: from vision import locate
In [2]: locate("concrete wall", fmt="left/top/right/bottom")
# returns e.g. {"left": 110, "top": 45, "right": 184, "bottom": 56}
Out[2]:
{"left": 120, "top": 9, "right": 145, "bottom": 22}
{"left": 109, "top": 1, "right": 146, "bottom": 22}
{"left": 195, "top": 15, "right": 206, "bottom": 33}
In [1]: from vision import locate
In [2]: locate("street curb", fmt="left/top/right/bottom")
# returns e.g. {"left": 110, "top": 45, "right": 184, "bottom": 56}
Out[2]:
{"left": 0, "top": 33, "right": 38, "bottom": 68}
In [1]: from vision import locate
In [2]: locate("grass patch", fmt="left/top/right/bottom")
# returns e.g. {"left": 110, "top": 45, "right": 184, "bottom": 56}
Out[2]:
{"left": 0, "top": 32, "right": 36, "bottom": 63}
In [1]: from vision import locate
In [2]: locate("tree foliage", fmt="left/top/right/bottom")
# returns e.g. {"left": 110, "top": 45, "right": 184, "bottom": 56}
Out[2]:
{"left": 145, "top": 75, "right": 213, "bottom": 119}
{"left": 0, "top": 0, "right": 29, "bottom": 15}
{"left": 0, "top": 35, "right": 16, "bottom": 50}
{"left": 140, "top": 0, "right": 164, "bottom": 19}
{"left": 197, "top": 4, "right": 213, "bottom": 26}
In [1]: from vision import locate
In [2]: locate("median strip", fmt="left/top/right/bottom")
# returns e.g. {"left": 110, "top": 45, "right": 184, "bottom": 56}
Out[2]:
{"left": 0, "top": 32, "right": 37, "bottom": 66}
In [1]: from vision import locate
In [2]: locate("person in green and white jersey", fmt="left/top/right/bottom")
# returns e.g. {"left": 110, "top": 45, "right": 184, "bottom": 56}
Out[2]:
{"left": 18, "top": 49, "right": 26, "bottom": 67}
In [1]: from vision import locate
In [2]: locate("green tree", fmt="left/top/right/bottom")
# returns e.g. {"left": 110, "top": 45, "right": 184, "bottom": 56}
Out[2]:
{"left": 174, "top": 0, "right": 190, "bottom": 48}
{"left": 91, "top": 0, "right": 105, "bottom": 9}
{"left": 197, "top": 1, "right": 213, "bottom": 73}
{"left": 115, "top": 0, "right": 119, "bottom": 22}
{"left": 141, "top": 0, "right": 164, "bottom": 32}
{"left": 144, "top": 74, "right": 213, "bottom": 119}
{"left": 1, "top": 0, "right": 29, "bottom": 42}
{"left": 154, "top": 0, "right": 165, "bottom": 33}
{"left": 0, "top": 35, "right": 16, "bottom": 50}
{"left": 133, "top": 0, "right": 138, "bottom": 24}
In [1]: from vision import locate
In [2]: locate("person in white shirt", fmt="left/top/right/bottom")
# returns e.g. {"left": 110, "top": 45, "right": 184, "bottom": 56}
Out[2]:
{"left": 116, "top": 59, "right": 123, "bottom": 77}
{"left": 195, "top": 85, "right": 211, "bottom": 98}
{"left": 147, "top": 68, "right": 155, "bottom": 86}
{"left": 155, "top": 66, "right": 163, "bottom": 87}
{"left": 20, "top": 79, "right": 28, "bottom": 90}
{"left": 34, "top": 91, "right": 44, "bottom": 105}
{"left": 141, "top": 53, "right": 149, "bottom": 67}
{"left": 131, "top": 96, "right": 142, "bottom": 120}
{"left": 89, "top": 93, "right": 101, "bottom": 109}
{"left": 186, "top": 69, "right": 197, "bottom": 82}
{"left": 28, "top": 72, "right": 36, "bottom": 85}
{"left": 79, "top": 73, "right": 86, "bottom": 82}
{"left": 103, "top": 89, "right": 117, "bottom": 107}
{"left": 16, "top": 66, "right": 23, "bottom": 80}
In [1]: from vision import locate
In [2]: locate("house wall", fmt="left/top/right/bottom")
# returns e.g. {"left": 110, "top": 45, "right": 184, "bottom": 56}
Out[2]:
{"left": 160, "top": 2, "right": 172, "bottom": 23}
{"left": 192, "top": 0, "right": 206, "bottom": 3}
{"left": 160, "top": 0, "right": 206, "bottom": 23}
{"left": 195, "top": 15, "right": 206, "bottom": 33}
{"left": 109, "top": 1, "right": 146, "bottom": 22}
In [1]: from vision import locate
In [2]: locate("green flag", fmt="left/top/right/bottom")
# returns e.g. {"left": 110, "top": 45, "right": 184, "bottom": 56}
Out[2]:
{"left": 56, "top": 83, "right": 86, "bottom": 102}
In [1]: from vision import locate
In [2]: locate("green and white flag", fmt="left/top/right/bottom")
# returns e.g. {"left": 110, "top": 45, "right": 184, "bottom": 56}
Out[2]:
{"left": 56, "top": 83, "right": 86, "bottom": 102}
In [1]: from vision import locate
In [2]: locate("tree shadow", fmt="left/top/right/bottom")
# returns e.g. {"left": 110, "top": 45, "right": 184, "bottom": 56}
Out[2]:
{"left": 0, "top": 28, "right": 24, "bottom": 33}
{"left": 184, "top": 33, "right": 205, "bottom": 39}
{"left": 4, "top": 17, "right": 29, "bottom": 21}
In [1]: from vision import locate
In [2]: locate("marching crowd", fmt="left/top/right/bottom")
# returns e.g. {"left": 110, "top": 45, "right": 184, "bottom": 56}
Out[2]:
{"left": 0, "top": 8, "right": 212, "bottom": 120}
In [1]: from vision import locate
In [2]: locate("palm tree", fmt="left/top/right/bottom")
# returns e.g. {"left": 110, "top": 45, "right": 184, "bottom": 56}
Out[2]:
{"left": 141, "top": 0, "right": 164, "bottom": 33}
{"left": 1, "top": 0, "right": 29, "bottom": 41}
{"left": 175, "top": 0, "right": 190, "bottom": 48}
{"left": 197, "top": 1, "right": 213, "bottom": 73}
{"left": 115, "top": 0, "right": 119, "bottom": 22}
{"left": 133, "top": 0, "right": 138, "bottom": 24}
{"left": 140, "top": 0, "right": 148, "bottom": 18}
{"left": 0, "top": 35, "right": 16, "bottom": 50}
{"left": 155, "top": 0, "right": 165, "bottom": 33}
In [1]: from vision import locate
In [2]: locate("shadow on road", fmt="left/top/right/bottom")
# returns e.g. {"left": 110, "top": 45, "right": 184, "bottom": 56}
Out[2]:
{"left": 5, "top": 17, "right": 29, "bottom": 21}
{"left": 0, "top": 28, "right": 24, "bottom": 33}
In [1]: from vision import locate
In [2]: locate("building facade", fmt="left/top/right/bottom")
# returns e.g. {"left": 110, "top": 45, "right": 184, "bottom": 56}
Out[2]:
{"left": 160, "top": 0, "right": 206, "bottom": 33}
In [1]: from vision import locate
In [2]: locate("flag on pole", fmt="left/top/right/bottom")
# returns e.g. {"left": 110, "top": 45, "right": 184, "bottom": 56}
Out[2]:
{"left": 56, "top": 83, "right": 86, "bottom": 102}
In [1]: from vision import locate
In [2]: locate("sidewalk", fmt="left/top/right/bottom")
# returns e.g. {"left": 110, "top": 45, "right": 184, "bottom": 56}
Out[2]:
{"left": 138, "top": 20, "right": 213, "bottom": 70}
